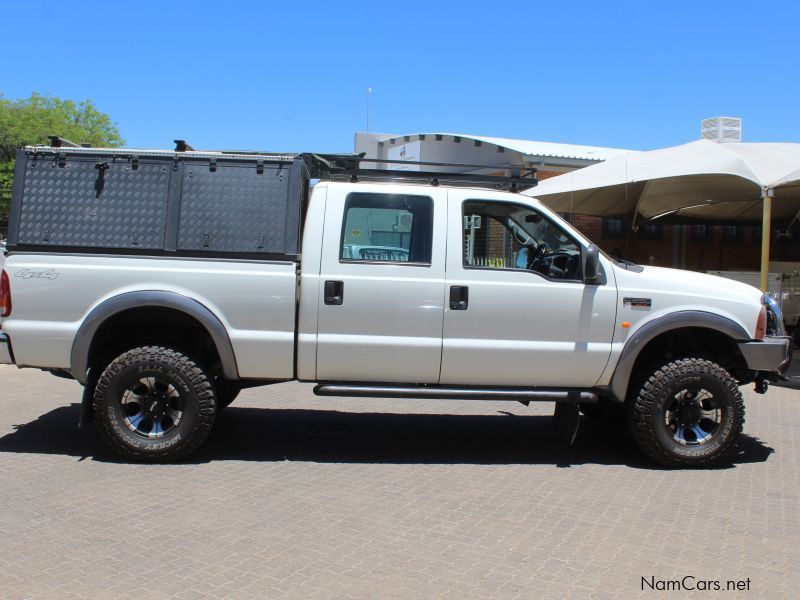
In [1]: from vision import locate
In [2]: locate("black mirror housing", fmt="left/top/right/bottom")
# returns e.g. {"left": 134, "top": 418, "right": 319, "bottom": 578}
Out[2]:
{"left": 583, "top": 243, "right": 601, "bottom": 284}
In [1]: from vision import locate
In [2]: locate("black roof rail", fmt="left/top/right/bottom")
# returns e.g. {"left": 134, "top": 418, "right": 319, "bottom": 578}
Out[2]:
{"left": 174, "top": 139, "right": 196, "bottom": 152}
{"left": 327, "top": 157, "right": 538, "bottom": 192}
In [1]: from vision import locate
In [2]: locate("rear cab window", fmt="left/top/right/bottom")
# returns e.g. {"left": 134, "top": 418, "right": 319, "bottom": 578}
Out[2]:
{"left": 340, "top": 193, "right": 434, "bottom": 264}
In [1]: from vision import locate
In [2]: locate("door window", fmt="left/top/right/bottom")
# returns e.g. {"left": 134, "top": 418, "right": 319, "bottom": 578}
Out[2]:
{"left": 341, "top": 193, "right": 434, "bottom": 264}
{"left": 463, "top": 200, "right": 582, "bottom": 281}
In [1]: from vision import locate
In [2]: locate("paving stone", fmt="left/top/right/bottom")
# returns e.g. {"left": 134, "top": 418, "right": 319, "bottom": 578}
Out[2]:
{"left": 0, "top": 366, "right": 798, "bottom": 598}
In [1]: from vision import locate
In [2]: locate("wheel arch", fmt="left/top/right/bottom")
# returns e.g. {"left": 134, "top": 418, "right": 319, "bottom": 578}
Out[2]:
{"left": 70, "top": 291, "right": 239, "bottom": 384}
{"left": 608, "top": 311, "right": 750, "bottom": 403}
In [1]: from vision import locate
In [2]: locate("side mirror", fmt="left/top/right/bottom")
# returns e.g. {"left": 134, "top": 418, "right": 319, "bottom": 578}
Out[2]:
{"left": 583, "top": 243, "right": 601, "bottom": 284}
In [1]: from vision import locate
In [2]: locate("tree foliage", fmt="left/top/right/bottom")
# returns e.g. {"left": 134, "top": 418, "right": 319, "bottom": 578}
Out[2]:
{"left": 0, "top": 93, "right": 125, "bottom": 227}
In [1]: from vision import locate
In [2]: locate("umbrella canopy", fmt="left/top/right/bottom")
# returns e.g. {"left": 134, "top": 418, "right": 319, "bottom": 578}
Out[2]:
{"left": 523, "top": 139, "right": 800, "bottom": 291}
{"left": 526, "top": 140, "right": 800, "bottom": 224}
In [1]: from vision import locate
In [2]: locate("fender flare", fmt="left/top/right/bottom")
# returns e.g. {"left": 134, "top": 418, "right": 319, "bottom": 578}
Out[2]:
{"left": 70, "top": 290, "right": 239, "bottom": 384}
{"left": 608, "top": 310, "right": 750, "bottom": 402}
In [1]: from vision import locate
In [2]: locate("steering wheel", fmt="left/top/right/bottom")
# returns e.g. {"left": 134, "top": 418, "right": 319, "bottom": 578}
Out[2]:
{"left": 528, "top": 241, "right": 553, "bottom": 271}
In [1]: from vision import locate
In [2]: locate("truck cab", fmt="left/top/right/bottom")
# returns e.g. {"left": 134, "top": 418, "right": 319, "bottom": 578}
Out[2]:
{"left": 297, "top": 182, "right": 618, "bottom": 389}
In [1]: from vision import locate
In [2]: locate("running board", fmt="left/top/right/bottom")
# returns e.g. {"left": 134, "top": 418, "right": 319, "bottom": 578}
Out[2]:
{"left": 313, "top": 384, "right": 598, "bottom": 403}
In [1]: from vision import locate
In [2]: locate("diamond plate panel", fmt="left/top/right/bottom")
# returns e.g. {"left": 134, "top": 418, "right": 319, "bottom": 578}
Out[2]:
{"left": 178, "top": 164, "right": 289, "bottom": 253}
{"left": 17, "top": 158, "right": 170, "bottom": 249}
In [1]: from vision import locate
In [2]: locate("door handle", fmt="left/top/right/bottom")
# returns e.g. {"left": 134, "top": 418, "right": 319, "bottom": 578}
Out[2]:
{"left": 324, "top": 280, "right": 344, "bottom": 305}
{"left": 449, "top": 286, "right": 469, "bottom": 310}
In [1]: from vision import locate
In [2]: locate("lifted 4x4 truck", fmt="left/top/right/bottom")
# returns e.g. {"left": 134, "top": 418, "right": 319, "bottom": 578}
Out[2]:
{"left": 0, "top": 143, "right": 791, "bottom": 467}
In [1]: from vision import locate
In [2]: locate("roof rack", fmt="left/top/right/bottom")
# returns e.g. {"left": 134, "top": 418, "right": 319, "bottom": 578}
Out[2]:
{"left": 37, "top": 137, "right": 537, "bottom": 191}
{"left": 326, "top": 157, "right": 538, "bottom": 192}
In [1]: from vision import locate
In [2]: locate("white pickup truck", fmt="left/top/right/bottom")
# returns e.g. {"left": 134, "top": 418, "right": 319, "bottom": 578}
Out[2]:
{"left": 0, "top": 144, "right": 791, "bottom": 467}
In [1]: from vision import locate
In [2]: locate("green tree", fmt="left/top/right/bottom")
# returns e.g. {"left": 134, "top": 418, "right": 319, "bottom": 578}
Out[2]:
{"left": 0, "top": 93, "right": 125, "bottom": 230}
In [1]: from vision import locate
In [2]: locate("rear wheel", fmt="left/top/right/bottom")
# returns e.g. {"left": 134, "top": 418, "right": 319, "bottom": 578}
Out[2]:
{"left": 93, "top": 346, "right": 216, "bottom": 462}
{"left": 627, "top": 358, "right": 744, "bottom": 468}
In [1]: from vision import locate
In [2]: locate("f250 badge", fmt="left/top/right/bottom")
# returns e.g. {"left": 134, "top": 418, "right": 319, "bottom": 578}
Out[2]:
{"left": 15, "top": 268, "right": 61, "bottom": 280}
{"left": 623, "top": 297, "right": 652, "bottom": 308}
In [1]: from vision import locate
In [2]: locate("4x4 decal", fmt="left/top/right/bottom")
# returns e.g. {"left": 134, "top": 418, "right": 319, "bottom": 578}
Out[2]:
{"left": 14, "top": 268, "right": 60, "bottom": 280}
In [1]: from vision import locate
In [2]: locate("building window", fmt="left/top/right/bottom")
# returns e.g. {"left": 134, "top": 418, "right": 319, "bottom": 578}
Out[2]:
{"left": 752, "top": 226, "right": 762, "bottom": 243}
{"left": 637, "top": 223, "right": 663, "bottom": 240}
{"left": 783, "top": 223, "right": 800, "bottom": 246}
{"left": 722, "top": 225, "right": 741, "bottom": 242}
{"left": 602, "top": 217, "right": 626, "bottom": 239}
{"left": 690, "top": 224, "right": 714, "bottom": 241}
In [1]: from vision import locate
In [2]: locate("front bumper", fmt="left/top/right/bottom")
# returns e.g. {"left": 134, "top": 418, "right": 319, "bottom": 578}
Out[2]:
{"left": 0, "top": 332, "right": 13, "bottom": 365}
{"left": 738, "top": 336, "right": 792, "bottom": 374}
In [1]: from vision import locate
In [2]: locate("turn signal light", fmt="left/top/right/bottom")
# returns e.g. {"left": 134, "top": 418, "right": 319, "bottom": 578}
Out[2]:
{"left": 0, "top": 270, "right": 10, "bottom": 318}
{"left": 755, "top": 306, "right": 767, "bottom": 340}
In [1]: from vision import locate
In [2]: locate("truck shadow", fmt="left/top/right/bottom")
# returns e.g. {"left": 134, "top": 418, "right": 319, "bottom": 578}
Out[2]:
{"left": 0, "top": 403, "right": 775, "bottom": 469}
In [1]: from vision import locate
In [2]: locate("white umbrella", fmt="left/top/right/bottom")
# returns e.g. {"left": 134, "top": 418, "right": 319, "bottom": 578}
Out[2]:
{"left": 525, "top": 140, "right": 800, "bottom": 290}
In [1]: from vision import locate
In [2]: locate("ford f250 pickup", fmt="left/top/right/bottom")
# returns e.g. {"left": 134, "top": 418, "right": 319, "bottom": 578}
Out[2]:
{"left": 0, "top": 144, "right": 791, "bottom": 466}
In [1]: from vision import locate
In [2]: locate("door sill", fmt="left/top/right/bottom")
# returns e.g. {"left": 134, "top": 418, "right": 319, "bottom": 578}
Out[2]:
{"left": 313, "top": 384, "right": 598, "bottom": 403}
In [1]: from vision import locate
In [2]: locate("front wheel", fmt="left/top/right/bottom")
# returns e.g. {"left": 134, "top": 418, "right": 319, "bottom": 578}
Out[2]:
{"left": 627, "top": 358, "right": 744, "bottom": 468}
{"left": 93, "top": 346, "right": 217, "bottom": 462}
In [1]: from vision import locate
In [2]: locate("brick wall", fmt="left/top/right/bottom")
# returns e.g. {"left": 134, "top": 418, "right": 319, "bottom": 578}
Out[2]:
{"left": 565, "top": 213, "right": 787, "bottom": 272}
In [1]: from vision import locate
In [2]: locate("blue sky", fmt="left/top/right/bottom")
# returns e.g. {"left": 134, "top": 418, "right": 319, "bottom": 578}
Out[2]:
{"left": 4, "top": 1, "right": 799, "bottom": 153}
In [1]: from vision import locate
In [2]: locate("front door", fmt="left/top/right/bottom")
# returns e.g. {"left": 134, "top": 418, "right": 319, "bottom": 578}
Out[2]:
{"left": 315, "top": 185, "right": 447, "bottom": 383}
{"left": 440, "top": 191, "right": 617, "bottom": 388}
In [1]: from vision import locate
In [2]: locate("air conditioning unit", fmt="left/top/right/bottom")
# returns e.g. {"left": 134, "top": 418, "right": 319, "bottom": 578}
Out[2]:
{"left": 701, "top": 117, "right": 742, "bottom": 143}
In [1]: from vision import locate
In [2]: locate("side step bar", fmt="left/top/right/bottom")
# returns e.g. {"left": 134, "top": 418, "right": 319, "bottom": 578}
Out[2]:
{"left": 313, "top": 384, "right": 598, "bottom": 403}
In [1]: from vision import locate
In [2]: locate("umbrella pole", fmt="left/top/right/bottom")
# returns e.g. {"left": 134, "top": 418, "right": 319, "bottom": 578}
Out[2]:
{"left": 760, "top": 188, "right": 774, "bottom": 292}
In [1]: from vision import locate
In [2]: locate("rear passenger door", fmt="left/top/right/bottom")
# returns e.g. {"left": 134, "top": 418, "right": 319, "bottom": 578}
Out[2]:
{"left": 315, "top": 185, "right": 447, "bottom": 383}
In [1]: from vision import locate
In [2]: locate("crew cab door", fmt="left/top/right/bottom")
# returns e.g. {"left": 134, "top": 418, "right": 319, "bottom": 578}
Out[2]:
{"left": 315, "top": 185, "right": 447, "bottom": 383}
{"left": 440, "top": 191, "right": 617, "bottom": 387}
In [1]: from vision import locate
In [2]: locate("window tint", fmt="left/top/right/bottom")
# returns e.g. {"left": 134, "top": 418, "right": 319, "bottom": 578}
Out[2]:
{"left": 463, "top": 200, "right": 582, "bottom": 281}
{"left": 341, "top": 193, "right": 433, "bottom": 263}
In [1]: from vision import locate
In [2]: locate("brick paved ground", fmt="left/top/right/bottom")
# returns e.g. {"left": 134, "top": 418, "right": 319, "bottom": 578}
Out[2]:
{"left": 0, "top": 365, "right": 798, "bottom": 599}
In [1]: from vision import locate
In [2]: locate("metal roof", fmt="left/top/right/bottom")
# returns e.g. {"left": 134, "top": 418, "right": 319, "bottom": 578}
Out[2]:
{"left": 377, "top": 133, "right": 636, "bottom": 162}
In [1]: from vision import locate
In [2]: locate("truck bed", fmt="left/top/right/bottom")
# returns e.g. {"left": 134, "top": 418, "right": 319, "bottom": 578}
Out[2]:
{"left": 2, "top": 253, "right": 297, "bottom": 379}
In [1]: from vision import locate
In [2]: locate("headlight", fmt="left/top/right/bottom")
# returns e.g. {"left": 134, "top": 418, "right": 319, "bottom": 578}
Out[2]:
{"left": 762, "top": 293, "right": 786, "bottom": 337}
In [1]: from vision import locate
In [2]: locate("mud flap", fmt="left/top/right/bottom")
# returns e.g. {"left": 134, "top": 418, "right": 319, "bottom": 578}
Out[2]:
{"left": 552, "top": 402, "right": 580, "bottom": 445}
{"left": 78, "top": 367, "right": 98, "bottom": 428}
